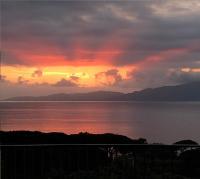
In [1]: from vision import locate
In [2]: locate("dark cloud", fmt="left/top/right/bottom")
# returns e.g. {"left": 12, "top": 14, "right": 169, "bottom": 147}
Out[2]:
{"left": 1, "top": 52, "right": 26, "bottom": 65}
{"left": 123, "top": 64, "right": 200, "bottom": 91}
{"left": 125, "top": 67, "right": 169, "bottom": 89}
{"left": 32, "top": 69, "right": 43, "bottom": 77}
{"left": 95, "top": 69, "right": 122, "bottom": 86}
{"left": 167, "top": 70, "right": 200, "bottom": 84}
{"left": 70, "top": 76, "right": 79, "bottom": 82}
{"left": 17, "top": 76, "right": 29, "bottom": 84}
{"left": 2, "top": 1, "right": 200, "bottom": 67}
{"left": 52, "top": 78, "right": 78, "bottom": 87}
{"left": 1, "top": 0, "right": 200, "bottom": 94}
{"left": 0, "top": 75, "right": 7, "bottom": 82}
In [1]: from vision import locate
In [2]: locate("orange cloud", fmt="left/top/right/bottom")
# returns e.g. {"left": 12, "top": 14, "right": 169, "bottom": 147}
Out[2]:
{"left": 32, "top": 69, "right": 43, "bottom": 77}
{"left": 95, "top": 69, "right": 123, "bottom": 86}
{"left": 2, "top": 65, "right": 133, "bottom": 88}
{"left": 53, "top": 78, "right": 78, "bottom": 87}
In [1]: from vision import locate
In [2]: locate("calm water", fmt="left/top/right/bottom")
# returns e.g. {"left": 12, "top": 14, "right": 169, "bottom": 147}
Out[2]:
{"left": 0, "top": 101, "right": 200, "bottom": 144}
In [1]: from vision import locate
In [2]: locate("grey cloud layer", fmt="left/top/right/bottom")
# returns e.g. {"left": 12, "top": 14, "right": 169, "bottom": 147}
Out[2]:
{"left": 95, "top": 69, "right": 122, "bottom": 86}
{"left": 52, "top": 78, "right": 78, "bottom": 87}
{"left": 32, "top": 70, "right": 43, "bottom": 77}
{"left": 1, "top": 0, "right": 200, "bottom": 92}
{"left": 2, "top": 0, "right": 200, "bottom": 66}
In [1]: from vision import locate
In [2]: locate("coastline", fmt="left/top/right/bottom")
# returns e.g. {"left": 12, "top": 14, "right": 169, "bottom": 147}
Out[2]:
{"left": 1, "top": 131, "right": 200, "bottom": 179}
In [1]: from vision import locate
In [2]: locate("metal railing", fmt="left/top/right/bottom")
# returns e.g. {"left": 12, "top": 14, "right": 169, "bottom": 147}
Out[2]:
{"left": 1, "top": 144, "right": 200, "bottom": 179}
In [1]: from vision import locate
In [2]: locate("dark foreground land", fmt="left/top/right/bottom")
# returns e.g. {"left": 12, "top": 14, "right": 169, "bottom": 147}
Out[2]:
{"left": 1, "top": 131, "right": 200, "bottom": 179}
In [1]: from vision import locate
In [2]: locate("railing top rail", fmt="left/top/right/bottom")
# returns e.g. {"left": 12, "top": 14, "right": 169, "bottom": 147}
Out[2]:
{"left": 0, "top": 144, "right": 200, "bottom": 147}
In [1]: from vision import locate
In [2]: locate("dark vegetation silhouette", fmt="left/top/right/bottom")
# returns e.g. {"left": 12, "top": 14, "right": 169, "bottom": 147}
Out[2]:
{"left": 0, "top": 131, "right": 145, "bottom": 144}
{"left": 174, "top": 140, "right": 198, "bottom": 145}
{"left": 1, "top": 131, "right": 200, "bottom": 179}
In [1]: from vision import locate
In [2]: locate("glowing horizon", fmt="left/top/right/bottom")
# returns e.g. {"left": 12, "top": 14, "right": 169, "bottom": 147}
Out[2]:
{"left": 1, "top": 0, "right": 200, "bottom": 99}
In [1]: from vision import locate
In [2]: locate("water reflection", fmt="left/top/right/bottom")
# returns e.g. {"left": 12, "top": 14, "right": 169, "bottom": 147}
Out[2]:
{"left": 1, "top": 102, "right": 200, "bottom": 143}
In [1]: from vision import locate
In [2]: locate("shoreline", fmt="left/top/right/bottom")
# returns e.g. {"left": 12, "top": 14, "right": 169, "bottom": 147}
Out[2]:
{"left": 1, "top": 130, "right": 199, "bottom": 146}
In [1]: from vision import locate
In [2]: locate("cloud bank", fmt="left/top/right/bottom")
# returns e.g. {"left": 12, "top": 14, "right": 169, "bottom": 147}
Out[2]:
{"left": 1, "top": 0, "right": 200, "bottom": 98}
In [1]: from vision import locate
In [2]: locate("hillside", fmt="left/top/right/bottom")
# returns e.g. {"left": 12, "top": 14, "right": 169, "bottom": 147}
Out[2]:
{"left": 4, "top": 81, "right": 200, "bottom": 101}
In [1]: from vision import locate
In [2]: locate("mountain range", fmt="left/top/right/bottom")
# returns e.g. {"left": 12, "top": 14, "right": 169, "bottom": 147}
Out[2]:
{"left": 4, "top": 81, "right": 200, "bottom": 101}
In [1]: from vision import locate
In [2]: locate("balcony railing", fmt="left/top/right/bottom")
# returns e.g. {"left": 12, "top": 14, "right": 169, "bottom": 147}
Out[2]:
{"left": 1, "top": 144, "right": 200, "bottom": 179}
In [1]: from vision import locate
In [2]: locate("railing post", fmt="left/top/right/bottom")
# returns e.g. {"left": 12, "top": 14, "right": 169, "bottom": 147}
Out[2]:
{"left": 23, "top": 148, "right": 26, "bottom": 179}
{"left": 14, "top": 147, "right": 16, "bottom": 179}
{"left": 0, "top": 145, "right": 1, "bottom": 179}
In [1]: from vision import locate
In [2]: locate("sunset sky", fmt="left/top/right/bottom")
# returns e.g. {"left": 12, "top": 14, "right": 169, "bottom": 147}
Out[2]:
{"left": 1, "top": 0, "right": 200, "bottom": 99}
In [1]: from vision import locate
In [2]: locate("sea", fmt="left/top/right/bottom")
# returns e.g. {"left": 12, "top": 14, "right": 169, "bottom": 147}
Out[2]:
{"left": 0, "top": 101, "right": 200, "bottom": 144}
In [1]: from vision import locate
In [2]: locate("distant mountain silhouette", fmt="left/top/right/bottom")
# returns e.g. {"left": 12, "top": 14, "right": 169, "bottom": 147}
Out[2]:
{"left": 4, "top": 81, "right": 200, "bottom": 101}
{"left": 4, "top": 91, "right": 124, "bottom": 101}
{"left": 124, "top": 81, "right": 200, "bottom": 101}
